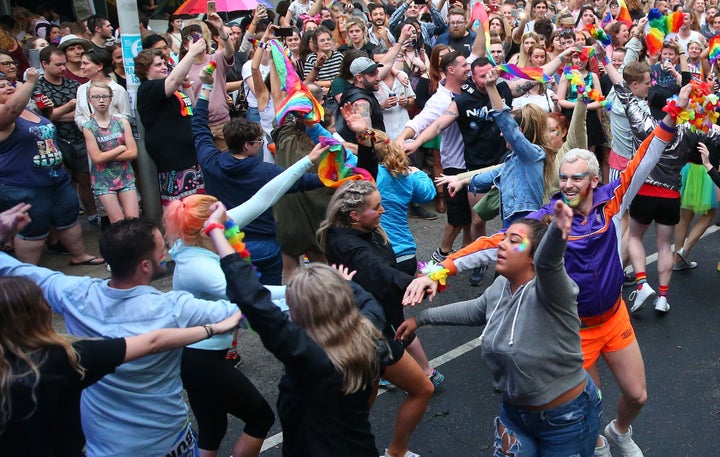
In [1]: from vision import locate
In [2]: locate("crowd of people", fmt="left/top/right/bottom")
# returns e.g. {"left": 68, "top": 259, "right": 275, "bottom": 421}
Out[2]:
{"left": 1, "top": 0, "right": 720, "bottom": 456}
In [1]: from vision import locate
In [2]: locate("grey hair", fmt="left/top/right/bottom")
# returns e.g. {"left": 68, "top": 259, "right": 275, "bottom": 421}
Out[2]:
{"left": 317, "top": 180, "right": 386, "bottom": 248}
{"left": 561, "top": 148, "right": 600, "bottom": 178}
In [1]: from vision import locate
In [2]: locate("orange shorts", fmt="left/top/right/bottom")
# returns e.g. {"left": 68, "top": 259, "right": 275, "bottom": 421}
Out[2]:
{"left": 580, "top": 299, "right": 636, "bottom": 369}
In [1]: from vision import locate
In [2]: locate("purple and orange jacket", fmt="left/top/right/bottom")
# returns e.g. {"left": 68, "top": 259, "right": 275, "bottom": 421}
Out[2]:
{"left": 441, "top": 122, "right": 677, "bottom": 319}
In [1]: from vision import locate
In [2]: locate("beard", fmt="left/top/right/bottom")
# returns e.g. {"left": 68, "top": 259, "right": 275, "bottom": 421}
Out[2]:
{"left": 449, "top": 28, "right": 467, "bottom": 39}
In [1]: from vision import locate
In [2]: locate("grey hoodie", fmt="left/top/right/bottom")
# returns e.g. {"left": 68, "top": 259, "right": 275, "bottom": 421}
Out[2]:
{"left": 415, "top": 222, "right": 585, "bottom": 407}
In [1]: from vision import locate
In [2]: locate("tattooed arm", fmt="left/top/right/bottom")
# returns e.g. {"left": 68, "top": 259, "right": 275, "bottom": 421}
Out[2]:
{"left": 351, "top": 99, "right": 373, "bottom": 130}
{"left": 507, "top": 79, "right": 538, "bottom": 97}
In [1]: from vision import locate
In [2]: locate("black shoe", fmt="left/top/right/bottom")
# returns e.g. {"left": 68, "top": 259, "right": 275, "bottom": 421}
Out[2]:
{"left": 470, "top": 265, "right": 487, "bottom": 286}
{"left": 410, "top": 203, "right": 438, "bottom": 220}
{"left": 623, "top": 273, "right": 636, "bottom": 287}
{"left": 47, "top": 241, "right": 71, "bottom": 255}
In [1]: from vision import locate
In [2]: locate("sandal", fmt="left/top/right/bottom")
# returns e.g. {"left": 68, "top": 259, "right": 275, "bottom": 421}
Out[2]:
{"left": 69, "top": 256, "right": 105, "bottom": 266}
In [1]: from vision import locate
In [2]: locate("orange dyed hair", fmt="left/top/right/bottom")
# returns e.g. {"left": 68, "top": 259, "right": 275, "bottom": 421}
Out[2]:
{"left": 163, "top": 194, "right": 219, "bottom": 247}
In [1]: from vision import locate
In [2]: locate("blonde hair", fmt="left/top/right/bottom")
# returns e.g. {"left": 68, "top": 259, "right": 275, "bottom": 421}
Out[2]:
{"left": 317, "top": 180, "right": 387, "bottom": 248}
{"left": 0, "top": 277, "right": 84, "bottom": 431}
{"left": 518, "top": 31, "right": 541, "bottom": 67}
{"left": 356, "top": 129, "right": 409, "bottom": 177}
{"left": 163, "top": 194, "right": 219, "bottom": 247}
{"left": 287, "top": 264, "right": 382, "bottom": 394}
{"left": 511, "top": 103, "right": 557, "bottom": 191}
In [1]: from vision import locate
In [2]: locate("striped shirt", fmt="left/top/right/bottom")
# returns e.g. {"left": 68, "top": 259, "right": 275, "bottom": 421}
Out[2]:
{"left": 303, "top": 51, "right": 344, "bottom": 82}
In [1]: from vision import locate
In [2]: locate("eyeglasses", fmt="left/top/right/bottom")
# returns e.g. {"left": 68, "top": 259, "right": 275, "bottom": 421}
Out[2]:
{"left": 559, "top": 29, "right": 575, "bottom": 38}
{"left": 249, "top": 138, "right": 265, "bottom": 145}
{"left": 89, "top": 95, "right": 113, "bottom": 100}
{"left": 0, "top": 61, "right": 17, "bottom": 67}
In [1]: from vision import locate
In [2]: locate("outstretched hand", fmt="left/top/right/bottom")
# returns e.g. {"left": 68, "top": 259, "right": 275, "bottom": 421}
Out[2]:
{"left": 394, "top": 317, "right": 418, "bottom": 342}
{"left": 308, "top": 143, "right": 329, "bottom": 163}
{"left": 0, "top": 202, "right": 31, "bottom": 242}
{"left": 331, "top": 264, "right": 357, "bottom": 281}
{"left": 402, "top": 275, "right": 438, "bottom": 306}
{"left": 677, "top": 83, "right": 693, "bottom": 109}
{"left": 213, "top": 311, "right": 243, "bottom": 334}
{"left": 339, "top": 102, "right": 368, "bottom": 133}
{"left": 553, "top": 200, "right": 573, "bottom": 240}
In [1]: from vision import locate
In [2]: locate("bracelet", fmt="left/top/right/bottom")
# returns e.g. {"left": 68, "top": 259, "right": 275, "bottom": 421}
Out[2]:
{"left": 257, "top": 41, "right": 265, "bottom": 49}
{"left": 201, "top": 83, "right": 214, "bottom": 91}
{"left": 203, "top": 222, "right": 225, "bottom": 236}
{"left": 182, "top": 80, "right": 193, "bottom": 88}
{"left": 201, "top": 324, "right": 214, "bottom": 339}
{"left": 220, "top": 35, "right": 230, "bottom": 41}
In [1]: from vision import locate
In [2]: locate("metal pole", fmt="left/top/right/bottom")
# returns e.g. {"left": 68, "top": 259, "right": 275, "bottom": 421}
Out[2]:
{"left": 116, "top": 0, "right": 163, "bottom": 223}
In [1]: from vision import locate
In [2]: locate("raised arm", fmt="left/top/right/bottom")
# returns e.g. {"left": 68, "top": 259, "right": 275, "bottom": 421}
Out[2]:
{"left": 207, "top": 13, "right": 234, "bottom": 62}
{"left": 252, "top": 26, "right": 274, "bottom": 111}
{"left": 165, "top": 37, "right": 207, "bottom": 97}
{"left": 404, "top": 101, "right": 459, "bottom": 153}
{"left": 0, "top": 68, "right": 39, "bottom": 130}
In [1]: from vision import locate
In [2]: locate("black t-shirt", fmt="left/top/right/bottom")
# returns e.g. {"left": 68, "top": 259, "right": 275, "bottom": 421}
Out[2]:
{"left": 35, "top": 77, "right": 83, "bottom": 144}
{"left": 453, "top": 80, "right": 514, "bottom": 170}
{"left": 137, "top": 78, "right": 198, "bottom": 172}
{"left": 447, "top": 34, "right": 475, "bottom": 58}
{"left": 0, "top": 338, "right": 126, "bottom": 457}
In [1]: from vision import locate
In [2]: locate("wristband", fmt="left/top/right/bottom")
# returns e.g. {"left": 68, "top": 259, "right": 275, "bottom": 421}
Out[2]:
{"left": 602, "top": 56, "right": 610, "bottom": 66}
{"left": 220, "top": 35, "right": 230, "bottom": 41}
{"left": 201, "top": 83, "right": 214, "bottom": 91}
{"left": 203, "top": 222, "right": 224, "bottom": 236}
{"left": 201, "top": 324, "right": 214, "bottom": 339}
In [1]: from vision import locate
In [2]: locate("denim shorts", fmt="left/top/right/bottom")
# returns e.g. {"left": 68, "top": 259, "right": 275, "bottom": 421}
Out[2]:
{"left": 0, "top": 179, "right": 80, "bottom": 240}
{"left": 494, "top": 374, "right": 603, "bottom": 457}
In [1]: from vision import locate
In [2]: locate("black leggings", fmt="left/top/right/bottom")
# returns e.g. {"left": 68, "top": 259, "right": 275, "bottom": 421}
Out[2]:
{"left": 181, "top": 347, "right": 275, "bottom": 450}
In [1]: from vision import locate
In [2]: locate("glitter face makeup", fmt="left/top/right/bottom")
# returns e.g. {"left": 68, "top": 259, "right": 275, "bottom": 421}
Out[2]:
{"left": 514, "top": 235, "right": 530, "bottom": 252}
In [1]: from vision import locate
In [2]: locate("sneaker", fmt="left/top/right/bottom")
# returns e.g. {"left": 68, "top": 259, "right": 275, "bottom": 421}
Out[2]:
{"left": 430, "top": 247, "right": 448, "bottom": 263}
{"left": 594, "top": 435, "right": 613, "bottom": 457}
{"left": 654, "top": 296, "right": 670, "bottom": 313}
{"left": 409, "top": 204, "right": 438, "bottom": 220}
{"left": 47, "top": 241, "right": 70, "bottom": 255}
{"left": 628, "top": 284, "right": 656, "bottom": 313}
{"left": 88, "top": 214, "right": 102, "bottom": 228}
{"left": 383, "top": 449, "right": 420, "bottom": 457}
{"left": 672, "top": 260, "right": 697, "bottom": 271}
{"left": 604, "top": 420, "right": 643, "bottom": 457}
{"left": 469, "top": 265, "right": 487, "bottom": 287}
{"left": 623, "top": 273, "right": 636, "bottom": 288}
{"left": 428, "top": 368, "right": 445, "bottom": 387}
{"left": 378, "top": 378, "right": 393, "bottom": 388}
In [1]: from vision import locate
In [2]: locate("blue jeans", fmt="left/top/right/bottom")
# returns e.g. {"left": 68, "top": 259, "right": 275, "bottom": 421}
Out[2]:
{"left": 494, "top": 375, "right": 603, "bottom": 457}
{"left": 244, "top": 239, "right": 283, "bottom": 286}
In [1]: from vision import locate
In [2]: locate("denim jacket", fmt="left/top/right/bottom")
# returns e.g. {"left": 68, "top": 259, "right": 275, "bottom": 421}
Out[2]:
{"left": 468, "top": 107, "right": 546, "bottom": 223}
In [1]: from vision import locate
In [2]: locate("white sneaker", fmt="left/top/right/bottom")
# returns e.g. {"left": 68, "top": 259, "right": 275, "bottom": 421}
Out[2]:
{"left": 628, "top": 285, "right": 656, "bottom": 313}
{"left": 383, "top": 450, "right": 420, "bottom": 457}
{"left": 594, "top": 435, "right": 613, "bottom": 457}
{"left": 654, "top": 296, "right": 670, "bottom": 312}
{"left": 604, "top": 420, "right": 644, "bottom": 457}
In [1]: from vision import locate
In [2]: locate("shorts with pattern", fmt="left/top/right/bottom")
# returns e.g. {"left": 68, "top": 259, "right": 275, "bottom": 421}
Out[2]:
{"left": 158, "top": 164, "right": 205, "bottom": 205}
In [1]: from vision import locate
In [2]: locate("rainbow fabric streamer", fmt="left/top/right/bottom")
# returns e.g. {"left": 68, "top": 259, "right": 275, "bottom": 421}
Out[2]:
{"left": 266, "top": 39, "right": 324, "bottom": 125}
{"left": 616, "top": 0, "right": 633, "bottom": 27}
{"left": 709, "top": 35, "right": 720, "bottom": 65}
{"left": 564, "top": 66, "right": 611, "bottom": 111}
{"left": 578, "top": 46, "right": 595, "bottom": 63}
{"left": 495, "top": 63, "right": 551, "bottom": 83}
{"left": 316, "top": 136, "right": 374, "bottom": 188}
{"left": 646, "top": 9, "right": 685, "bottom": 55}
{"left": 586, "top": 24, "right": 611, "bottom": 47}
{"left": 470, "top": 2, "right": 495, "bottom": 65}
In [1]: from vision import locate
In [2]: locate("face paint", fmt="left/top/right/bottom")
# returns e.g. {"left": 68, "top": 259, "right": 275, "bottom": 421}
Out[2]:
{"left": 514, "top": 234, "right": 530, "bottom": 252}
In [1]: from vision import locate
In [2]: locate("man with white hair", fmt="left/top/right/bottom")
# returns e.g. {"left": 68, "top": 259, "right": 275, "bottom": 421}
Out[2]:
{"left": 405, "top": 84, "right": 694, "bottom": 457}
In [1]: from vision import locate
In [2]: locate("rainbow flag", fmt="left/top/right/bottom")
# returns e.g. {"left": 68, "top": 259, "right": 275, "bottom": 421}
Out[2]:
{"left": 470, "top": 2, "right": 495, "bottom": 65}
{"left": 667, "top": 10, "right": 685, "bottom": 33}
{"left": 578, "top": 46, "right": 596, "bottom": 63}
{"left": 316, "top": 136, "right": 373, "bottom": 188}
{"left": 616, "top": 0, "right": 633, "bottom": 27}
{"left": 495, "top": 63, "right": 551, "bottom": 83}
{"left": 710, "top": 35, "right": 720, "bottom": 65}
{"left": 601, "top": 11, "right": 613, "bottom": 28}
{"left": 586, "top": 24, "right": 611, "bottom": 46}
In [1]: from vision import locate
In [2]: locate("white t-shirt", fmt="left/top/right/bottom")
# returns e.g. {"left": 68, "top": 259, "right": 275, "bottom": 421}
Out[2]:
{"left": 287, "top": 0, "right": 315, "bottom": 25}
{"left": 241, "top": 60, "right": 271, "bottom": 108}
{"left": 374, "top": 78, "right": 416, "bottom": 140}
{"left": 511, "top": 88, "right": 557, "bottom": 113}
{"left": 666, "top": 31, "right": 704, "bottom": 53}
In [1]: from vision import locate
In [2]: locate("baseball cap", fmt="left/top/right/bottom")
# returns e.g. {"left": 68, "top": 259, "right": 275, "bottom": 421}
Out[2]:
{"left": 57, "top": 34, "right": 92, "bottom": 51}
{"left": 350, "top": 57, "right": 383, "bottom": 77}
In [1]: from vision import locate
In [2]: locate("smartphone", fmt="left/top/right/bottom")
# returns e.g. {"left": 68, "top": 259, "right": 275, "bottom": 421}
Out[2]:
{"left": 276, "top": 27, "right": 294, "bottom": 37}
{"left": 191, "top": 32, "right": 202, "bottom": 43}
{"left": 28, "top": 48, "right": 42, "bottom": 71}
{"left": 207, "top": 1, "right": 216, "bottom": 15}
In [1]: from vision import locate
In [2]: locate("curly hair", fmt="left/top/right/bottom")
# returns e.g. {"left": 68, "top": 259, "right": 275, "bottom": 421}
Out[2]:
{"left": 133, "top": 48, "right": 164, "bottom": 81}
{"left": 356, "top": 129, "right": 409, "bottom": 177}
{"left": 317, "top": 180, "right": 387, "bottom": 248}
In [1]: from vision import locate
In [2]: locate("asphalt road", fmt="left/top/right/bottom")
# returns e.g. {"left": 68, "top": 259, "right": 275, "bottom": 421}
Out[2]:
{"left": 45, "top": 205, "right": 720, "bottom": 456}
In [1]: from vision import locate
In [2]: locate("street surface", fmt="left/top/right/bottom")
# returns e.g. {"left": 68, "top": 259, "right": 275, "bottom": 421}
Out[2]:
{"left": 45, "top": 205, "right": 720, "bottom": 456}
